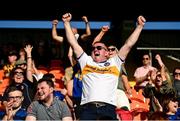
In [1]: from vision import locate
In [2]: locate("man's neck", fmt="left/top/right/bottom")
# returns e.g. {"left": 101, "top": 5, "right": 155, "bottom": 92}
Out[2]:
{"left": 12, "top": 106, "right": 22, "bottom": 114}
{"left": 43, "top": 95, "right": 54, "bottom": 107}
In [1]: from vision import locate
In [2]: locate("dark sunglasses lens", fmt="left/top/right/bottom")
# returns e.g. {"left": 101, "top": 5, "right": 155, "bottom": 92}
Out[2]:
{"left": 96, "top": 46, "right": 102, "bottom": 50}
{"left": 108, "top": 48, "right": 115, "bottom": 51}
{"left": 92, "top": 46, "right": 103, "bottom": 50}
{"left": 143, "top": 58, "right": 149, "bottom": 60}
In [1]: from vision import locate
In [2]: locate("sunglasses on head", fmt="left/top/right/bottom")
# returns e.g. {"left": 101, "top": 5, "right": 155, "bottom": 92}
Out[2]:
{"left": 108, "top": 48, "right": 116, "bottom": 52}
{"left": 92, "top": 46, "right": 106, "bottom": 51}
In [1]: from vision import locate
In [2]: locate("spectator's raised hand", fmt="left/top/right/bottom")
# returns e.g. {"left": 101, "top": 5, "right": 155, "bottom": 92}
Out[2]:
{"left": 82, "top": 16, "right": 88, "bottom": 23}
{"left": 52, "top": 19, "right": 59, "bottom": 26}
{"left": 24, "top": 45, "right": 33, "bottom": 56}
{"left": 155, "top": 54, "right": 164, "bottom": 67}
{"left": 62, "top": 13, "right": 72, "bottom": 22}
{"left": 137, "top": 15, "right": 146, "bottom": 26}
{"left": 102, "top": 25, "right": 109, "bottom": 32}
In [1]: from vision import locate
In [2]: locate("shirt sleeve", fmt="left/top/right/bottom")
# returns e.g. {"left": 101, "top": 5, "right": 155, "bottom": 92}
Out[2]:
{"left": 59, "top": 101, "right": 72, "bottom": 118}
{"left": 26, "top": 101, "right": 37, "bottom": 117}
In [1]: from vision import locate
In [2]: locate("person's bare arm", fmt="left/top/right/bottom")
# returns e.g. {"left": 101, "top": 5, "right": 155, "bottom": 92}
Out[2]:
{"left": 68, "top": 46, "right": 76, "bottom": 66}
{"left": 118, "top": 16, "right": 146, "bottom": 60}
{"left": 92, "top": 25, "right": 109, "bottom": 45}
{"left": 52, "top": 19, "right": 64, "bottom": 43}
{"left": 24, "top": 45, "right": 33, "bottom": 82}
{"left": 122, "top": 74, "right": 132, "bottom": 94}
{"left": 155, "top": 54, "right": 170, "bottom": 82}
{"left": 135, "top": 73, "right": 150, "bottom": 85}
{"left": 66, "top": 79, "right": 73, "bottom": 97}
{"left": 81, "top": 16, "right": 91, "bottom": 40}
{"left": 62, "top": 13, "right": 83, "bottom": 58}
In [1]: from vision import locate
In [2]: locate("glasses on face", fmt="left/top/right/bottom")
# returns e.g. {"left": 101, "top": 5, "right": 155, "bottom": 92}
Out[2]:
{"left": 8, "top": 96, "right": 22, "bottom": 100}
{"left": 108, "top": 48, "right": 116, "bottom": 52}
{"left": 14, "top": 71, "right": 24, "bottom": 75}
{"left": 174, "top": 72, "right": 180, "bottom": 76}
{"left": 143, "top": 58, "right": 149, "bottom": 60}
{"left": 92, "top": 46, "right": 107, "bottom": 51}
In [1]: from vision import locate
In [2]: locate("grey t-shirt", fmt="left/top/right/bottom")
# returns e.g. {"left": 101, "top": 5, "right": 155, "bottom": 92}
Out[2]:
{"left": 27, "top": 97, "right": 71, "bottom": 120}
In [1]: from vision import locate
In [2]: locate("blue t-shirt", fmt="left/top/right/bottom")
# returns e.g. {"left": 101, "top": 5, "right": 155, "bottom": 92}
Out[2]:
{"left": 167, "top": 108, "right": 180, "bottom": 120}
{"left": 53, "top": 91, "right": 65, "bottom": 101}
{"left": 0, "top": 108, "right": 27, "bottom": 120}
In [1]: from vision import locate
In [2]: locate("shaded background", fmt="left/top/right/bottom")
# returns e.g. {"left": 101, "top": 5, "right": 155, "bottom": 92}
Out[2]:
{"left": 0, "top": 1, "right": 180, "bottom": 81}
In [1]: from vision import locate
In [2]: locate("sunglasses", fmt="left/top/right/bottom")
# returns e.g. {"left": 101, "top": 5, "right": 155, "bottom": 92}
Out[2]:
{"left": 92, "top": 46, "right": 107, "bottom": 51}
{"left": 14, "top": 71, "right": 24, "bottom": 75}
{"left": 174, "top": 72, "right": 180, "bottom": 76}
{"left": 143, "top": 58, "right": 149, "bottom": 60}
{"left": 108, "top": 48, "right": 116, "bottom": 52}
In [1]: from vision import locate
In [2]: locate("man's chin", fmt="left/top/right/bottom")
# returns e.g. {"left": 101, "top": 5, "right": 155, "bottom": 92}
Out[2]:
{"left": 38, "top": 96, "right": 45, "bottom": 100}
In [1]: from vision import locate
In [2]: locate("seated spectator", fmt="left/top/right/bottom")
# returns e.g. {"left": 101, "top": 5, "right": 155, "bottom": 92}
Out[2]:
{"left": 161, "top": 96, "right": 180, "bottom": 120}
{"left": 2, "top": 86, "right": 27, "bottom": 121}
{"left": 42, "top": 73, "right": 66, "bottom": 101}
{"left": 25, "top": 78, "right": 73, "bottom": 121}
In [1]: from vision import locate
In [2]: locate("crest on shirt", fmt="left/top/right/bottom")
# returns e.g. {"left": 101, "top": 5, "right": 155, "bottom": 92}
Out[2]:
{"left": 104, "top": 62, "right": 110, "bottom": 66}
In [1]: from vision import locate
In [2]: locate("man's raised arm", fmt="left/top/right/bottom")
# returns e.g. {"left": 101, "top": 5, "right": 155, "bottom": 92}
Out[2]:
{"left": 62, "top": 13, "right": 84, "bottom": 58}
{"left": 118, "top": 15, "right": 146, "bottom": 60}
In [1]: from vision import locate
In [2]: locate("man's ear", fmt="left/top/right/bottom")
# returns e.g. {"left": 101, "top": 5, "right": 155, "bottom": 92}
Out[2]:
{"left": 21, "top": 96, "right": 24, "bottom": 101}
{"left": 50, "top": 87, "right": 54, "bottom": 93}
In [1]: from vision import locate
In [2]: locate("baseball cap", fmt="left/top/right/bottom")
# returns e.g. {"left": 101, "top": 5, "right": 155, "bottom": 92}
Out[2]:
{"left": 8, "top": 50, "right": 18, "bottom": 56}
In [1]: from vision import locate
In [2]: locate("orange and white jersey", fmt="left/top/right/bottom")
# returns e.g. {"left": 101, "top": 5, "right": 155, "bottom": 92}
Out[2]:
{"left": 78, "top": 52, "right": 124, "bottom": 106}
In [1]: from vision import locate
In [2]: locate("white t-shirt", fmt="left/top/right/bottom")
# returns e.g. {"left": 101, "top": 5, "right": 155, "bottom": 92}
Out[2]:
{"left": 78, "top": 52, "right": 123, "bottom": 106}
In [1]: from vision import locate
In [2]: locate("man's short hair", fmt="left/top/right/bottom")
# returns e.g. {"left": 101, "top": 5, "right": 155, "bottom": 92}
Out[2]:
{"left": 6, "top": 86, "right": 23, "bottom": 95}
{"left": 38, "top": 78, "right": 54, "bottom": 88}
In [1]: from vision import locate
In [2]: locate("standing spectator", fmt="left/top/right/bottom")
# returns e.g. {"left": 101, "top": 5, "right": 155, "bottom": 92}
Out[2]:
{"left": 143, "top": 54, "right": 176, "bottom": 117}
{"left": 25, "top": 78, "right": 72, "bottom": 121}
{"left": 134, "top": 53, "right": 157, "bottom": 91}
{"left": 52, "top": 16, "right": 91, "bottom": 62}
{"left": 107, "top": 45, "right": 132, "bottom": 120}
{"left": 2, "top": 86, "right": 27, "bottom": 121}
{"left": 62, "top": 12, "right": 145, "bottom": 120}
